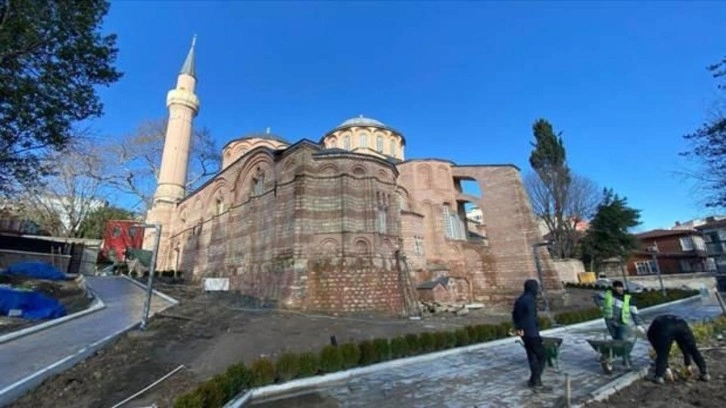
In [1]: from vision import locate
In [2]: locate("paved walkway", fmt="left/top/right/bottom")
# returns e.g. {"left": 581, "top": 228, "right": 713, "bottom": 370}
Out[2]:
{"left": 253, "top": 295, "right": 724, "bottom": 408}
{"left": 0, "top": 276, "right": 173, "bottom": 405}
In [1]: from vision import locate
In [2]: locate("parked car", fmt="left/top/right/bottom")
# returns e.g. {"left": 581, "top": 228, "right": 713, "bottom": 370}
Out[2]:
{"left": 594, "top": 278, "right": 646, "bottom": 293}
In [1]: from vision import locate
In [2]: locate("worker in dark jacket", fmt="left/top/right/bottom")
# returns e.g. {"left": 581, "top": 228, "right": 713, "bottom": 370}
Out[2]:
{"left": 512, "top": 279, "right": 549, "bottom": 391}
{"left": 647, "top": 314, "right": 711, "bottom": 384}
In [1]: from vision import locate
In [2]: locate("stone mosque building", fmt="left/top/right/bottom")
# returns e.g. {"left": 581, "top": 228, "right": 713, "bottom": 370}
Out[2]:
{"left": 145, "top": 40, "right": 562, "bottom": 316}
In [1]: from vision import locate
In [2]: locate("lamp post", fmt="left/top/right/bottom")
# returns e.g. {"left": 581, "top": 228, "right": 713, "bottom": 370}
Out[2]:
{"left": 131, "top": 223, "right": 162, "bottom": 330}
{"left": 647, "top": 244, "right": 666, "bottom": 296}
{"left": 533, "top": 240, "right": 554, "bottom": 324}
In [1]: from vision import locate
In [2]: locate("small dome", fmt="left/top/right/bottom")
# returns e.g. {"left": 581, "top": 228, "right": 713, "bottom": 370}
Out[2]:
{"left": 339, "top": 115, "right": 385, "bottom": 128}
{"left": 235, "top": 130, "right": 288, "bottom": 145}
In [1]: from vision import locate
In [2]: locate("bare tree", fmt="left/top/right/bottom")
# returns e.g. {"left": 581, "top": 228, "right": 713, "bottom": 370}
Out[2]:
{"left": 16, "top": 139, "right": 110, "bottom": 238}
{"left": 100, "top": 119, "right": 220, "bottom": 210}
{"left": 525, "top": 171, "right": 601, "bottom": 259}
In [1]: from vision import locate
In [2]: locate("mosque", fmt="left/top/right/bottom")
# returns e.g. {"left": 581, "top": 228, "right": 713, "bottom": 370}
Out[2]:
{"left": 144, "top": 40, "right": 562, "bottom": 315}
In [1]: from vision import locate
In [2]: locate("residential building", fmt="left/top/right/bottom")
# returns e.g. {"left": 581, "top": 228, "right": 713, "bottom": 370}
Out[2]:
{"left": 627, "top": 229, "right": 715, "bottom": 276}
{"left": 696, "top": 217, "right": 726, "bottom": 273}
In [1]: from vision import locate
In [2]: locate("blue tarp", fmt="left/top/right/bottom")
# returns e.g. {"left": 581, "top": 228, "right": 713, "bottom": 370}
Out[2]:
{"left": 0, "top": 287, "right": 67, "bottom": 320}
{"left": 3, "top": 261, "right": 66, "bottom": 281}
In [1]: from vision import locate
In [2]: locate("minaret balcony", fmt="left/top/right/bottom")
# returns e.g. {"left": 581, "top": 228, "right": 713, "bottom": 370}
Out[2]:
{"left": 166, "top": 89, "right": 200, "bottom": 112}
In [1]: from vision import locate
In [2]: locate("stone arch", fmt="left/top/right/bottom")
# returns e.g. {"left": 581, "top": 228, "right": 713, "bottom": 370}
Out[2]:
{"left": 178, "top": 206, "right": 188, "bottom": 225}
{"left": 317, "top": 238, "right": 340, "bottom": 255}
{"left": 354, "top": 238, "right": 370, "bottom": 254}
{"left": 327, "top": 136, "right": 338, "bottom": 149}
{"left": 205, "top": 178, "right": 230, "bottom": 216}
{"left": 319, "top": 163, "right": 339, "bottom": 176}
{"left": 381, "top": 238, "right": 394, "bottom": 256}
{"left": 233, "top": 152, "right": 275, "bottom": 203}
{"left": 418, "top": 164, "right": 432, "bottom": 189}
{"left": 351, "top": 165, "right": 366, "bottom": 176}
{"left": 396, "top": 188, "right": 411, "bottom": 212}
{"left": 377, "top": 169, "right": 389, "bottom": 182}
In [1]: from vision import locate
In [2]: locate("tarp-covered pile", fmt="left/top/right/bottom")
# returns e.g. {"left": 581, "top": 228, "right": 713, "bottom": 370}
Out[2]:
{"left": 4, "top": 261, "right": 66, "bottom": 281}
{"left": 0, "top": 287, "right": 67, "bottom": 320}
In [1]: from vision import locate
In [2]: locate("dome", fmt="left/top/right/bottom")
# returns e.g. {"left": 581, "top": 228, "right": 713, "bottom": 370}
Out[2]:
{"left": 339, "top": 115, "right": 385, "bottom": 128}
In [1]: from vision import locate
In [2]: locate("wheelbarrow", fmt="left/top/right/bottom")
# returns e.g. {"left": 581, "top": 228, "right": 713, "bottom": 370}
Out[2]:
{"left": 515, "top": 337, "right": 564, "bottom": 370}
{"left": 586, "top": 338, "right": 637, "bottom": 374}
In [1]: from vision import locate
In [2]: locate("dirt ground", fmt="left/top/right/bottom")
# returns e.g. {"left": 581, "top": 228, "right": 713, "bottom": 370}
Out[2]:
{"left": 0, "top": 275, "right": 91, "bottom": 335}
{"left": 588, "top": 347, "right": 726, "bottom": 408}
{"left": 8, "top": 284, "right": 596, "bottom": 408}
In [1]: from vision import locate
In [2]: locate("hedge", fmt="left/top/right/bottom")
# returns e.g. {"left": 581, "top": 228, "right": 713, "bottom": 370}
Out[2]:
{"left": 174, "top": 288, "right": 698, "bottom": 408}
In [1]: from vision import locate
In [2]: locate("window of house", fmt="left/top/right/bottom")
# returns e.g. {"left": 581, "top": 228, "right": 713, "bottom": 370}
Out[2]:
{"left": 377, "top": 206, "right": 387, "bottom": 234}
{"left": 706, "top": 257, "right": 717, "bottom": 271}
{"left": 358, "top": 132, "right": 368, "bottom": 148}
{"left": 692, "top": 235, "right": 706, "bottom": 251}
{"left": 680, "top": 259, "right": 693, "bottom": 273}
{"left": 112, "top": 226, "right": 121, "bottom": 237}
{"left": 376, "top": 135, "right": 383, "bottom": 152}
{"left": 129, "top": 228, "right": 136, "bottom": 238}
{"left": 635, "top": 260, "right": 657, "bottom": 275}
{"left": 343, "top": 135, "right": 351, "bottom": 150}
{"left": 680, "top": 237, "right": 694, "bottom": 251}
{"left": 414, "top": 236, "right": 424, "bottom": 255}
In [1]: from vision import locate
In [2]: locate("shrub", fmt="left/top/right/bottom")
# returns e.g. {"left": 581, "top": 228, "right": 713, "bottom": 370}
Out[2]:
{"left": 319, "top": 345, "right": 343, "bottom": 373}
{"left": 405, "top": 333, "right": 421, "bottom": 355}
{"left": 433, "top": 331, "right": 449, "bottom": 350}
{"left": 389, "top": 336, "right": 409, "bottom": 359}
{"left": 372, "top": 338, "right": 391, "bottom": 362}
{"left": 446, "top": 331, "right": 457, "bottom": 348}
{"left": 454, "top": 328, "right": 471, "bottom": 347}
{"left": 297, "top": 352, "right": 319, "bottom": 377}
{"left": 196, "top": 379, "right": 226, "bottom": 408}
{"left": 340, "top": 343, "right": 361, "bottom": 369}
{"left": 358, "top": 340, "right": 377, "bottom": 366}
{"left": 223, "top": 362, "right": 251, "bottom": 398}
{"left": 250, "top": 357, "right": 276, "bottom": 387}
{"left": 465, "top": 325, "right": 478, "bottom": 343}
{"left": 275, "top": 352, "right": 301, "bottom": 382}
{"left": 174, "top": 392, "right": 203, "bottom": 408}
{"left": 418, "top": 331, "right": 436, "bottom": 352}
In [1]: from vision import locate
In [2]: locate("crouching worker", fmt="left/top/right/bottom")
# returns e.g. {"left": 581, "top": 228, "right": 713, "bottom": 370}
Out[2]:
{"left": 512, "top": 279, "right": 550, "bottom": 392}
{"left": 647, "top": 314, "right": 711, "bottom": 384}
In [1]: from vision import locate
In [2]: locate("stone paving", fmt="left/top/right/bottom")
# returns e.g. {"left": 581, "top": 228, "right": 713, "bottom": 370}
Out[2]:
{"left": 252, "top": 295, "right": 724, "bottom": 408}
{"left": 0, "top": 276, "right": 173, "bottom": 404}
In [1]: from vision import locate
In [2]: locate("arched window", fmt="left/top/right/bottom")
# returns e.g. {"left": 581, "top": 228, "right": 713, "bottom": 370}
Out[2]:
{"left": 443, "top": 205, "right": 465, "bottom": 240}
{"left": 343, "top": 135, "right": 351, "bottom": 150}
{"left": 390, "top": 140, "right": 397, "bottom": 156}
{"left": 377, "top": 205, "right": 387, "bottom": 234}
{"left": 253, "top": 168, "right": 265, "bottom": 196}
{"left": 215, "top": 197, "right": 224, "bottom": 215}
{"left": 358, "top": 132, "right": 368, "bottom": 148}
{"left": 376, "top": 135, "right": 383, "bottom": 152}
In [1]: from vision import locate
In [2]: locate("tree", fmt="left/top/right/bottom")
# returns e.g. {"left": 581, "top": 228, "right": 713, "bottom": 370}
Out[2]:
{"left": 16, "top": 139, "right": 110, "bottom": 238}
{"left": 77, "top": 205, "right": 136, "bottom": 239}
{"left": 100, "top": 119, "right": 220, "bottom": 210}
{"left": 527, "top": 118, "right": 582, "bottom": 258}
{"left": 526, "top": 171, "right": 601, "bottom": 257}
{"left": 0, "top": 0, "right": 122, "bottom": 195}
{"left": 680, "top": 56, "right": 726, "bottom": 209}
{"left": 580, "top": 188, "right": 641, "bottom": 270}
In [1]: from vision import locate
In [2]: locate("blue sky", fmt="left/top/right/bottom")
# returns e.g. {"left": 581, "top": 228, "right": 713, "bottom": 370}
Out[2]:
{"left": 97, "top": 1, "right": 726, "bottom": 231}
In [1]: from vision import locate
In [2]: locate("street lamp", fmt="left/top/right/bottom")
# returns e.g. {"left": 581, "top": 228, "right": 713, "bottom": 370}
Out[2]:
{"left": 647, "top": 244, "right": 667, "bottom": 296}
{"left": 533, "top": 240, "right": 554, "bottom": 324}
{"left": 130, "top": 223, "right": 162, "bottom": 330}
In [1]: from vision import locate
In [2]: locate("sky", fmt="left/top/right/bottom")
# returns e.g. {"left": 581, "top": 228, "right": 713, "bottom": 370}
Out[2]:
{"left": 96, "top": 0, "right": 726, "bottom": 231}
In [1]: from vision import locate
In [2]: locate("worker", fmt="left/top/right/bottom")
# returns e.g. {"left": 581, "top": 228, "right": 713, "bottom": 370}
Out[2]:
{"left": 593, "top": 280, "right": 645, "bottom": 340}
{"left": 512, "top": 279, "right": 550, "bottom": 392}
{"left": 647, "top": 314, "right": 711, "bottom": 384}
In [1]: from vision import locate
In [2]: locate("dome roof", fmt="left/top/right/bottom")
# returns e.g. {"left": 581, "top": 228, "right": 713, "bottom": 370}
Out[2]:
{"left": 222, "top": 129, "right": 289, "bottom": 150}
{"left": 339, "top": 115, "right": 385, "bottom": 128}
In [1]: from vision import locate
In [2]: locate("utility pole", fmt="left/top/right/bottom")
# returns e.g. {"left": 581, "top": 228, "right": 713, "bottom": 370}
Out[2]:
{"left": 131, "top": 223, "right": 162, "bottom": 330}
{"left": 648, "top": 244, "right": 666, "bottom": 296}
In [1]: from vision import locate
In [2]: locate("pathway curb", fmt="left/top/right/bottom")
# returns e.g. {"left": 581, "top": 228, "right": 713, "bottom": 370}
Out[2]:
{"left": 572, "top": 367, "right": 650, "bottom": 407}
{"left": 223, "top": 294, "right": 701, "bottom": 407}
{"left": 0, "top": 275, "right": 107, "bottom": 345}
{"left": 120, "top": 274, "right": 180, "bottom": 307}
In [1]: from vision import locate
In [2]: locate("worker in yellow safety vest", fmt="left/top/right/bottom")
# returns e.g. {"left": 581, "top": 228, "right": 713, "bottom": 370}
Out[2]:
{"left": 593, "top": 280, "right": 645, "bottom": 340}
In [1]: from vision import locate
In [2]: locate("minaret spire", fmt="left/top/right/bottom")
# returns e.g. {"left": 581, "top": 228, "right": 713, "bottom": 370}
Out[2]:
{"left": 180, "top": 35, "right": 197, "bottom": 78}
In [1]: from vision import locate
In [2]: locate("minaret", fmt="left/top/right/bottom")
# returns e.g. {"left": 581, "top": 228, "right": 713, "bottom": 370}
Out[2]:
{"left": 153, "top": 36, "right": 200, "bottom": 204}
{"left": 145, "top": 37, "right": 199, "bottom": 257}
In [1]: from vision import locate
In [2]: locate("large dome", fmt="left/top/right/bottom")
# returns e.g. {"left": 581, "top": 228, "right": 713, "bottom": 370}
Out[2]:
{"left": 339, "top": 115, "right": 385, "bottom": 128}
